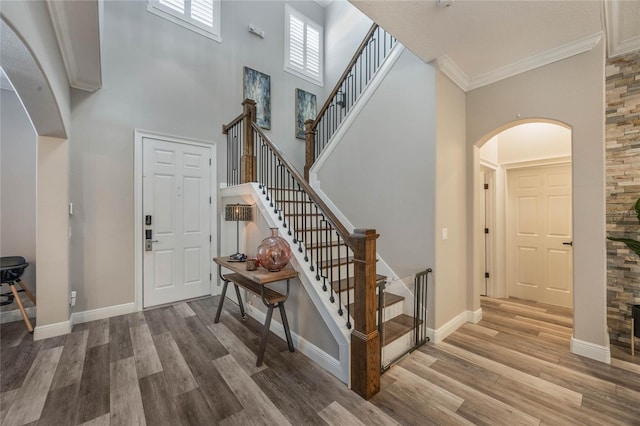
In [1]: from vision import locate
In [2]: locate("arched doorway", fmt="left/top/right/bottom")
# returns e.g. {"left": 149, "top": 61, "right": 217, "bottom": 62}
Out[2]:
{"left": 477, "top": 121, "right": 573, "bottom": 308}
{"left": 1, "top": 15, "right": 70, "bottom": 338}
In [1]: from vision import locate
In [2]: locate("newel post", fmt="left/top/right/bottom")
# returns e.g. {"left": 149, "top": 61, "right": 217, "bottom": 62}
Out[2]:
{"left": 304, "top": 119, "right": 315, "bottom": 181}
{"left": 350, "top": 228, "right": 381, "bottom": 400}
{"left": 241, "top": 99, "right": 257, "bottom": 183}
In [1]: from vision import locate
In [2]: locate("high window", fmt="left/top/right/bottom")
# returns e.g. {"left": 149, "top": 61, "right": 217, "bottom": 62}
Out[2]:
{"left": 148, "top": 0, "right": 221, "bottom": 42}
{"left": 284, "top": 5, "right": 323, "bottom": 86}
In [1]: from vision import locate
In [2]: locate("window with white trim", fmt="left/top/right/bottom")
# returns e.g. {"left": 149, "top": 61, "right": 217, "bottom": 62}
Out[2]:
{"left": 284, "top": 5, "right": 323, "bottom": 86}
{"left": 148, "top": 0, "right": 221, "bottom": 42}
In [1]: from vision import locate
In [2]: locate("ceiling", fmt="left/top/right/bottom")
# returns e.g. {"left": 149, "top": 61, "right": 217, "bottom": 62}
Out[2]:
{"left": 351, "top": 0, "right": 640, "bottom": 91}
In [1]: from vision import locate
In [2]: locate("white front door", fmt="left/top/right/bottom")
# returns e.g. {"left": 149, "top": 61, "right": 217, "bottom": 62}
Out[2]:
{"left": 507, "top": 164, "right": 573, "bottom": 308}
{"left": 143, "top": 137, "right": 213, "bottom": 308}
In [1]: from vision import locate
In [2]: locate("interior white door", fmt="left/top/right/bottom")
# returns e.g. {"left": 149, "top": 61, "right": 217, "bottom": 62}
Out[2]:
{"left": 143, "top": 137, "right": 212, "bottom": 308}
{"left": 507, "top": 164, "right": 572, "bottom": 308}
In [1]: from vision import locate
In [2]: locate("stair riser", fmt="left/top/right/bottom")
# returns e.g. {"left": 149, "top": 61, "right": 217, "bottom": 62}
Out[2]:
{"left": 333, "top": 290, "right": 403, "bottom": 321}
{"left": 316, "top": 264, "right": 352, "bottom": 280}
{"left": 382, "top": 330, "right": 414, "bottom": 364}
{"left": 286, "top": 216, "right": 340, "bottom": 235}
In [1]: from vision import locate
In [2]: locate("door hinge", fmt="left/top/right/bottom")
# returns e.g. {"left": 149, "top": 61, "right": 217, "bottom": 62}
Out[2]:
{"left": 209, "top": 235, "right": 212, "bottom": 242}
{"left": 209, "top": 158, "right": 211, "bottom": 166}
{"left": 485, "top": 272, "right": 490, "bottom": 278}
{"left": 484, "top": 183, "right": 489, "bottom": 190}
{"left": 210, "top": 273, "right": 212, "bottom": 280}
{"left": 209, "top": 196, "right": 212, "bottom": 204}
{"left": 484, "top": 228, "right": 489, "bottom": 234}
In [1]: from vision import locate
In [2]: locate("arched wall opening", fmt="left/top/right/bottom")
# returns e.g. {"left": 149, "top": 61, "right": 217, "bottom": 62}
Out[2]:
{"left": 1, "top": 12, "right": 70, "bottom": 338}
{"left": 476, "top": 120, "right": 573, "bottom": 312}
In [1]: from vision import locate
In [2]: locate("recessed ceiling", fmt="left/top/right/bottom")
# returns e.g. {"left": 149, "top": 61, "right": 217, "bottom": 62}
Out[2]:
{"left": 351, "top": 0, "right": 606, "bottom": 90}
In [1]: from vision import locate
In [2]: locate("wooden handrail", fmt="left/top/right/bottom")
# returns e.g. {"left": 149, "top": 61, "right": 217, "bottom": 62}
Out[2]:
{"left": 222, "top": 112, "right": 245, "bottom": 134}
{"left": 312, "top": 23, "right": 378, "bottom": 130}
{"left": 251, "top": 122, "right": 353, "bottom": 245}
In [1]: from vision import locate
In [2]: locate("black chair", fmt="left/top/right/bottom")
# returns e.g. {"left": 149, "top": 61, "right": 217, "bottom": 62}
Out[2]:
{"left": 0, "top": 256, "right": 36, "bottom": 333}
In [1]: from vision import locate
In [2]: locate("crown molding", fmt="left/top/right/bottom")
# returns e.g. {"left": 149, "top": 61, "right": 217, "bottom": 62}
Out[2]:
{"left": 605, "top": 0, "right": 640, "bottom": 58}
{"left": 47, "top": 1, "right": 102, "bottom": 92}
{"left": 437, "top": 31, "right": 602, "bottom": 93}
{"left": 469, "top": 32, "right": 602, "bottom": 91}
{"left": 435, "top": 55, "right": 469, "bottom": 92}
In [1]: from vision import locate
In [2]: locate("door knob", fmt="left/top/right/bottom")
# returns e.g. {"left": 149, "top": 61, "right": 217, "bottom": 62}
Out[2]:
{"left": 563, "top": 241, "right": 573, "bottom": 246}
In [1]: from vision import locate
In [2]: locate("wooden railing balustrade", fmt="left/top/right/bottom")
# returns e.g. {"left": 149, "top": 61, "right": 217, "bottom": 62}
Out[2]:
{"left": 223, "top": 100, "right": 381, "bottom": 399}
{"left": 304, "top": 24, "right": 398, "bottom": 179}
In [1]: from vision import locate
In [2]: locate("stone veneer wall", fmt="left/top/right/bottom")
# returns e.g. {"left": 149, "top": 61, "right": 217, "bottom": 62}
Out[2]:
{"left": 606, "top": 52, "right": 640, "bottom": 348}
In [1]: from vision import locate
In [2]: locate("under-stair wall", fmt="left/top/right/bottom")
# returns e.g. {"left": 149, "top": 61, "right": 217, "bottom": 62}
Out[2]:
{"left": 219, "top": 184, "right": 351, "bottom": 383}
{"left": 312, "top": 48, "right": 438, "bottom": 307}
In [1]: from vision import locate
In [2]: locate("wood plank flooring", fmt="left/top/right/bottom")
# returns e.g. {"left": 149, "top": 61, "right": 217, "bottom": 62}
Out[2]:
{"left": 1, "top": 296, "right": 638, "bottom": 425}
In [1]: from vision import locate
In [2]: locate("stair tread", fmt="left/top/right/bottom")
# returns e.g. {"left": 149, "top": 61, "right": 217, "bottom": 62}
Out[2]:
{"left": 331, "top": 274, "right": 387, "bottom": 292}
{"left": 382, "top": 314, "right": 422, "bottom": 346}
{"left": 318, "top": 256, "right": 353, "bottom": 269}
{"left": 346, "top": 292, "right": 404, "bottom": 312}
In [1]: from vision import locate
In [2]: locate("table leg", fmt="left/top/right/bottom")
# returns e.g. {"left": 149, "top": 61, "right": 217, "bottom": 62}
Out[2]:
{"left": 9, "top": 283, "right": 33, "bottom": 333}
{"left": 17, "top": 279, "right": 36, "bottom": 305}
{"left": 233, "top": 284, "right": 247, "bottom": 320}
{"left": 278, "top": 303, "right": 294, "bottom": 352}
{"left": 256, "top": 305, "right": 274, "bottom": 367}
{"left": 214, "top": 280, "right": 229, "bottom": 323}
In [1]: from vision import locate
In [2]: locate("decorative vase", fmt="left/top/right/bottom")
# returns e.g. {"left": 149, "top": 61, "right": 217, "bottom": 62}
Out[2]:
{"left": 257, "top": 228, "right": 292, "bottom": 272}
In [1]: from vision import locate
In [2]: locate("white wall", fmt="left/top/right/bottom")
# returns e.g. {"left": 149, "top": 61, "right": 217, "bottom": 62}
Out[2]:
{"left": 69, "top": 1, "right": 326, "bottom": 312}
{"left": 467, "top": 40, "right": 608, "bottom": 352}
{"left": 317, "top": 48, "right": 436, "bottom": 280}
{"left": 323, "top": 1, "right": 372, "bottom": 97}
{"left": 434, "top": 69, "right": 468, "bottom": 329}
{"left": 1, "top": 89, "right": 37, "bottom": 293}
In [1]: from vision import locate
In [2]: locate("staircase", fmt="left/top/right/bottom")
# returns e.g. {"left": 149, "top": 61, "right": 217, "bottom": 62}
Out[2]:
{"left": 220, "top": 23, "right": 428, "bottom": 400}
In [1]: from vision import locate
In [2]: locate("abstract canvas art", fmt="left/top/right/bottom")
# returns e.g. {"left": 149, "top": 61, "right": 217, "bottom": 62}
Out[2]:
{"left": 295, "top": 89, "right": 317, "bottom": 139}
{"left": 243, "top": 67, "right": 271, "bottom": 129}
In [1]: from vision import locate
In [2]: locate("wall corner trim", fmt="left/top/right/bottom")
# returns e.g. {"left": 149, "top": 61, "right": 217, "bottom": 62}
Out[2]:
{"left": 33, "top": 320, "right": 72, "bottom": 341}
{"left": 570, "top": 337, "right": 611, "bottom": 364}
{"left": 428, "top": 309, "right": 478, "bottom": 343}
{"left": 71, "top": 302, "right": 135, "bottom": 325}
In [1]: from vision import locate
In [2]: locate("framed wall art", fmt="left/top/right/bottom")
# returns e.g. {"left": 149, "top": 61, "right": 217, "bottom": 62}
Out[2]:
{"left": 295, "top": 88, "right": 317, "bottom": 139}
{"left": 243, "top": 66, "right": 271, "bottom": 129}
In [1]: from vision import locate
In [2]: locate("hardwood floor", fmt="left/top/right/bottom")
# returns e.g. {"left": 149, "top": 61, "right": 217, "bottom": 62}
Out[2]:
{"left": 1, "top": 296, "right": 639, "bottom": 425}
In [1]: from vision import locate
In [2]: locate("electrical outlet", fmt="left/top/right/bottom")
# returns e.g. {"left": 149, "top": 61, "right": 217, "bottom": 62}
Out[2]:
{"left": 70, "top": 290, "right": 77, "bottom": 307}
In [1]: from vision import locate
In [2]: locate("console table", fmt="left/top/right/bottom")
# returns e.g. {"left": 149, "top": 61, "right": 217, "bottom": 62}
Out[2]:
{"left": 213, "top": 257, "right": 298, "bottom": 366}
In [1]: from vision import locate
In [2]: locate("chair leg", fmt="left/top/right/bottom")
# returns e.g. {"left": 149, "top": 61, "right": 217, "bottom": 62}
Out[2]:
{"left": 16, "top": 279, "right": 36, "bottom": 305}
{"left": 9, "top": 283, "right": 33, "bottom": 333}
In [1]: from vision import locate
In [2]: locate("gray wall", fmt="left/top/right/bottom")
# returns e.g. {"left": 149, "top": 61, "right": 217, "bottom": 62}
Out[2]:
{"left": 323, "top": 1, "right": 372, "bottom": 98}
{"left": 69, "top": 1, "right": 326, "bottom": 312}
{"left": 1, "top": 88, "right": 37, "bottom": 293}
{"left": 317, "top": 48, "right": 437, "bottom": 279}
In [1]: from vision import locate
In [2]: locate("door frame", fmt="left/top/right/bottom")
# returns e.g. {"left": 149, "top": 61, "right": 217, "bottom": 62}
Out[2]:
{"left": 479, "top": 164, "right": 496, "bottom": 297}
{"left": 503, "top": 157, "right": 572, "bottom": 303}
{"left": 134, "top": 129, "right": 218, "bottom": 311}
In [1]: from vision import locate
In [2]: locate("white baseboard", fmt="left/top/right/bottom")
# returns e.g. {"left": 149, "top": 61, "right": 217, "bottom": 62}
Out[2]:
{"left": 71, "top": 302, "right": 135, "bottom": 325}
{"left": 468, "top": 308, "right": 482, "bottom": 324}
{"left": 571, "top": 337, "right": 611, "bottom": 364}
{"left": 34, "top": 320, "right": 72, "bottom": 341}
{"left": 0, "top": 307, "right": 36, "bottom": 324}
{"left": 245, "top": 304, "right": 345, "bottom": 382}
{"left": 428, "top": 309, "right": 481, "bottom": 343}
